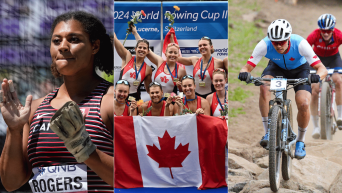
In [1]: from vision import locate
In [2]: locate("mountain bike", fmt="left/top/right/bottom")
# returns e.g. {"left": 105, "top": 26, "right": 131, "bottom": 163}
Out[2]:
{"left": 310, "top": 68, "right": 342, "bottom": 140}
{"left": 248, "top": 76, "right": 309, "bottom": 192}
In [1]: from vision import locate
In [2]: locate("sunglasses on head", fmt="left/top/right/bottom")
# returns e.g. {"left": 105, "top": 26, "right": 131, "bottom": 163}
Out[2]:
{"left": 116, "top": 80, "right": 130, "bottom": 87}
{"left": 182, "top": 75, "right": 194, "bottom": 80}
{"left": 214, "top": 68, "right": 226, "bottom": 73}
{"left": 168, "top": 43, "right": 179, "bottom": 47}
{"left": 149, "top": 81, "right": 161, "bottom": 87}
{"left": 271, "top": 40, "right": 288, "bottom": 46}
{"left": 201, "top": 36, "right": 211, "bottom": 40}
{"left": 320, "top": 29, "right": 333, "bottom": 34}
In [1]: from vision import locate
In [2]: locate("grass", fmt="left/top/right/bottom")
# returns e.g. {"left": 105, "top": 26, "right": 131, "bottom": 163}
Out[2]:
{"left": 229, "top": 87, "right": 253, "bottom": 103}
{"left": 228, "top": 0, "right": 266, "bottom": 119}
{"left": 229, "top": 107, "right": 246, "bottom": 118}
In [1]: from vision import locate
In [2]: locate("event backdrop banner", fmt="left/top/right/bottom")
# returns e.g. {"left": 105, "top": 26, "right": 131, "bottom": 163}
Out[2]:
{"left": 114, "top": 1, "right": 228, "bottom": 100}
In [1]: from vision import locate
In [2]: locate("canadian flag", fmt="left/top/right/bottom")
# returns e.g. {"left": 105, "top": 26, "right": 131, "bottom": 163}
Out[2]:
{"left": 114, "top": 114, "right": 228, "bottom": 190}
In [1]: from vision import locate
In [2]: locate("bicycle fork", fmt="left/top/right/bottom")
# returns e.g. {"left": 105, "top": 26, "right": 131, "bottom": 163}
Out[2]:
{"left": 282, "top": 105, "right": 296, "bottom": 159}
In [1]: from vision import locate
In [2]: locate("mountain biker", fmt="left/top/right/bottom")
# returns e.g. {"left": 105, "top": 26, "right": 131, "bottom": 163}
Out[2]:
{"left": 307, "top": 14, "right": 342, "bottom": 138}
{"left": 238, "top": 19, "right": 327, "bottom": 159}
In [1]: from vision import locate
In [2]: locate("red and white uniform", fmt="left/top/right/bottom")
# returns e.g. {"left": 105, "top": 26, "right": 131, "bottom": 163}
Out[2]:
{"left": 146, "top": 101, "right": 166, "bottom": 116}
{"left": 307, "top": 28, "right": 342, "bottom": 57}
{"left": 183, "top": 96, "right": 202, "bottom": 110}
{"left": 193, "top": 57, "right": 215, "bottom": 95}
{"left": 211, "top": 92, "right": 228, "bottom": 117}
{"left": 154, "top": 61, "right": 180, "bottom": 93}
{"left": 28, "top": 80, "right": 113, "bottom": 192}
{"left": 121, "top": 56, "right": 146, "bottom": 94}
{"left": 114, "top": 103, "right": 129, "bottom": 117}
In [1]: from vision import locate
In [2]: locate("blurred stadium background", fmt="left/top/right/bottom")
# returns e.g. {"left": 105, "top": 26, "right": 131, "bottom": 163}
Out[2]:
{"left": 0, "top": 0, "right": 113, "bottom": 192}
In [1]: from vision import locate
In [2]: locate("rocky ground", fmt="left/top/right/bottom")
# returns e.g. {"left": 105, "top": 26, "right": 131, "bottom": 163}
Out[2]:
{"left": 228, "top": 0, "right": 342, "bottom": 192}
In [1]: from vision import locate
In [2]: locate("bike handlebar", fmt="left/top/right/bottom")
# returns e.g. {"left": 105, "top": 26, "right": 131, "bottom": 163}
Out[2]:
{"left": 249, "top": 76, "right": 310, "bottom": 86}
{"left": 310, "top": 68, "right": 342, "bottom": 75}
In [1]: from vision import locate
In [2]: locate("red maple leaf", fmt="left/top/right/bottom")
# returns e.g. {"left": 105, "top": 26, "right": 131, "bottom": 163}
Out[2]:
{"left": 249, "top": 56, "right": 253, "bottom": 59}
{"left": 313, "top": 55, "right": 318, "bottom": 59}
{"left": 289, "top": 57, "right": 295, "bottom": 61}
{"left": 146, "top": 130, "right": 191, "bottom": 179}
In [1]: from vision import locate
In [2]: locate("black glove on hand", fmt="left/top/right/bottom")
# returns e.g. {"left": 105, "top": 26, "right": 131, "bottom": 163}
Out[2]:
{"left": 238, "top": 72, "right": 251, "bottom": 82}
{"left": 309, "top": 74, "right": 320, "bottom": 84}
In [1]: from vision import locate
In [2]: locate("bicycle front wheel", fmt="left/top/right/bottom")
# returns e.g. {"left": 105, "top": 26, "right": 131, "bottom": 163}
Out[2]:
{"left": 269, "top": 105, "right": 282, "bottom": 192}
{"left": 320, "top": 82, "right": 333, "bottom": 140}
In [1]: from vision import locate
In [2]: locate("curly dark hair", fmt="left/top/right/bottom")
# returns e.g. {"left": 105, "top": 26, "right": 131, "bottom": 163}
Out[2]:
{"left": 50, "top": 11, "right": 113, "bottom": 77}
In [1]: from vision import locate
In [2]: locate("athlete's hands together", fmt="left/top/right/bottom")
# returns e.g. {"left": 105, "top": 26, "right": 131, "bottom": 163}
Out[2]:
{"left": 0, "top": 79, "right": 32, "bottom": 132}
{"left": 50, "top": 101, "right": 96, "bottom": 163}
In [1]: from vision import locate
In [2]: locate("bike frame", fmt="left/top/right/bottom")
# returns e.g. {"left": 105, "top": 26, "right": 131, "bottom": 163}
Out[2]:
{"left": 318, "top": 75, "right": 336, "bottom": 117}
{"left": 269, "top": 88, "right": 296, "bottom": 158}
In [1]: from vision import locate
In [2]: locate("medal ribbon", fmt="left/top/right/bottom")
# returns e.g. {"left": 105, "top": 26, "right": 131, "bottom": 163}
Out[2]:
{"left": 134, "top": 57, "right": 144, "bottom": 80}
{"left": 200, "top": 56, "right": 212, "bottom": 81}
{"left": 216, "top": 91, "right": 227, "bottom": 111}
{"left": 183, "top": 95, "right": 197, "bottom": 106}
{"left": 166, "top": 62, "right": 178, "bottom": 80}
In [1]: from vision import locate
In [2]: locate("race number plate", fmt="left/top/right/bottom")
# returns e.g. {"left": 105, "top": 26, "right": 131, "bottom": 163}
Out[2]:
{"left": 270, "top": 78, "right": 287, "bottom": 91}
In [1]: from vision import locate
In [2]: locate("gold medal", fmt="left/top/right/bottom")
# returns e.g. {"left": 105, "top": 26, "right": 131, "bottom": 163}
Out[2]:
{"left": 173, "top": 78, "right": 179, "bottom": 82}
{"left": 133, "top": 80, "right": 140, "bottom": 86}
{"left": 128, "top": 96, "right": 136, "bottom": 101}
{"left": 164, "top": 93, "right": 171, "bottom": 98}
{"left": 199, "top": 81, "right": 206, "bottom": 87}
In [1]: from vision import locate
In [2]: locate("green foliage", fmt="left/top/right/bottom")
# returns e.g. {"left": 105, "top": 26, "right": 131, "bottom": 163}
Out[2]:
{"left": 164, "top": 6, "right": 179, "bottom": 30}
{"left": 229, "top": 87, "right": 252, "bottom": 103}
{"left": 220, "top": 104, "right": 229, "bottom": 116}
{"left": 229, "top": 107, "right": 246, "bottom": 118}
{"left": 142, "top": 106, "right": 152, "bottom": 116}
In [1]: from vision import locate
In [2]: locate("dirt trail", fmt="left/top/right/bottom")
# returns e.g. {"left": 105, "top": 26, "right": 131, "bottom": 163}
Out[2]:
{"left": 229, "top": 0, "right": 342, "bottom": 192}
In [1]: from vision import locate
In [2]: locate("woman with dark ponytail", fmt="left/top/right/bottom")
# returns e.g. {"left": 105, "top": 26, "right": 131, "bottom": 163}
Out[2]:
{"left": 0, "top": 11, "right": 114, "bottom": 192}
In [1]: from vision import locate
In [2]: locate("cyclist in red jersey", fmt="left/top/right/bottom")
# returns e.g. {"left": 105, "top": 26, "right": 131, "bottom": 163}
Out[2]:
{"left": 307, "top": 14, "right": 342, "bottom": 138}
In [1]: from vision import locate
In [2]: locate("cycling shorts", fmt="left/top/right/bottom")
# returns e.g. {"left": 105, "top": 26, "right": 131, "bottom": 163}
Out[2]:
{"left": 262, "top": 60, "right": 311, "bottom": 93}
{"left": 314, "top": 52, "right": 342, "bottom": 70}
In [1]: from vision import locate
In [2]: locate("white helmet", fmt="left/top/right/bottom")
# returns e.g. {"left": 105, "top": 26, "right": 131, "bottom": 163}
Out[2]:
{"left": 267, "top": 19, "right": 292, "bottom": 41}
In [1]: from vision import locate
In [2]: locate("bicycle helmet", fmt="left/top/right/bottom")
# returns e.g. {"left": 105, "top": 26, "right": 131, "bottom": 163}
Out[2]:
{"left": 267, "top": 19, "right": 292, "bottom": 41}
{"left": 317, "top": 14, "right": 336, "bottom": 30}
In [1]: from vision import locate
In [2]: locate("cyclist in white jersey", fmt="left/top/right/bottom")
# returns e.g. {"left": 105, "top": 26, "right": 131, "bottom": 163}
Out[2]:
{"left": 238, "top": 19, "right": 327, "bottom": 159}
